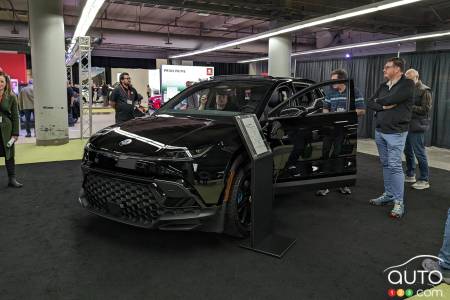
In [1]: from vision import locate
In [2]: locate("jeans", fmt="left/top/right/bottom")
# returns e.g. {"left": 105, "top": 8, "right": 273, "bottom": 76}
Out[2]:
{"left": 375, "top": 130, "right": 408, "bottom": 202}
{"left": 404, "top": 132, "right": 429, "bottom": 181}
{"left": 439, "top": 208, "right": 450, "bottom": 269}
{"left": 23, "top": 109, "right": 34, "bottom": 135}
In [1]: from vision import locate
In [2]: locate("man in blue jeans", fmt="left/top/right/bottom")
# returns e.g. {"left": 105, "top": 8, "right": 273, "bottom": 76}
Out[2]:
{"left": 404, "top": 69, "right": 432, "bottom": 190}
{"left": 422, "top": 208, "right": 450, "bottom": 284}
{"left": 367, "top": 57, "right": 414, "bottom": 218}
{"left": 316, "top": 68, "right": 366, "bottom": 196}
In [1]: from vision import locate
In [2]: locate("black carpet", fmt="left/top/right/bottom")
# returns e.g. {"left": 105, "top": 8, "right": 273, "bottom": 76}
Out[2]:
{"left": 0, "top": 154, "right": 449, "bottom": 300}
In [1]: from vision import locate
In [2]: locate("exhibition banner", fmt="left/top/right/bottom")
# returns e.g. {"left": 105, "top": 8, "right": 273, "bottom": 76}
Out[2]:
{"left": 160, "top": 65, "right": 214, "bottom": 102}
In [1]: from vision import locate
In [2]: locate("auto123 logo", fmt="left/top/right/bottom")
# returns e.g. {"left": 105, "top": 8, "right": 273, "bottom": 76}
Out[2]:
{"left": 383, "top": 255, "right": 445, "bottom": 298}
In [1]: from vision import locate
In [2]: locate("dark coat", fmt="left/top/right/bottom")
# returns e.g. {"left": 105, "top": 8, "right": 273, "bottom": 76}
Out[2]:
{"left": 409, "top": 80, "right": 432, "bottom": 133}
{"left": 367, "top": 75, "right": 415, "bottom": 134}
{"left": 111, "top": 84, "right": 139, "bottom": 123}
{"left": 0, "top": 93, "right": 20, "bottom": 159}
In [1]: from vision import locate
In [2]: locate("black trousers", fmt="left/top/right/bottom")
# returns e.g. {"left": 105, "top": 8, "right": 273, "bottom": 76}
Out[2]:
{"left": 0, "top": 150, "right": 15, "bottom": 176}
{"left": 0, "top": 129, "right": 15, "bottom": 176}
{"left": 23, "top": 109, "right": 34, "bottom": 135}
{"left": 4, "top": 158, "right": 15, "bottom": 176}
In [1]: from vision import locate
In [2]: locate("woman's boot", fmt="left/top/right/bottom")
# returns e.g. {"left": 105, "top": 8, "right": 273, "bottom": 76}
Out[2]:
{"left": 6, "top": 158, "right": 23, "bottom": 188}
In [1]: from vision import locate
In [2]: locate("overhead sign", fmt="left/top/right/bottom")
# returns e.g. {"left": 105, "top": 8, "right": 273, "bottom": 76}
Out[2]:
{"left": 160, "top": 65, "right": 214, "bottom": 102}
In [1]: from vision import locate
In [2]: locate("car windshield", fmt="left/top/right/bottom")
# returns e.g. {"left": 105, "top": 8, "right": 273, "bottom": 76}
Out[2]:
{"left": 158, "top": 80, "right": 274, "bottom": 116}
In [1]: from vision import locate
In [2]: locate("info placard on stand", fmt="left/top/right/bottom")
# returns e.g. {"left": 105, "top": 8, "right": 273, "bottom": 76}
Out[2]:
{"left": 234, "top": 114, "right": 296, "bottom": 258}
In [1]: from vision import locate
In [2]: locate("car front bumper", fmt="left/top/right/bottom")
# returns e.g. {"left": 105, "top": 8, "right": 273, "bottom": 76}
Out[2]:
{"left": 79, "top": 166, "right": 223, "bottom": 231}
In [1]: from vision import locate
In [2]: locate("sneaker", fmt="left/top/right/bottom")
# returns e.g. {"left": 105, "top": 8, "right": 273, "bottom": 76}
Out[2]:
{"left": 405, "top": 176, "right": 416, "bottom": 183}
{"left": 389, "top": 201, "right": 405, "bottom": 218}
{"left": 287, "top": 165, "right": 301, "bottom": 178}
{"left": 412, "top": 180, "right": 430, "bottom": 190}
{"left": 422, "top": 258, "right": 450, "bottom": 284}
{"left": 316, "top": 189, "right": 330, "bottom": 196}
{"left": 369, "top": 193, "right": 394, "bottom": 206}
{"left": 339, "top": 186, "right": 352, "bottom": 194}
{"left": 25, "top": 133, "right": 32, "bottom": 138}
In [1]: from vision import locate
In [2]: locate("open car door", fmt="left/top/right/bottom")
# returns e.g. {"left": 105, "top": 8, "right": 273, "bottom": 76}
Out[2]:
{"left": 266, "top": 79, "right": 359, "bottom": 191}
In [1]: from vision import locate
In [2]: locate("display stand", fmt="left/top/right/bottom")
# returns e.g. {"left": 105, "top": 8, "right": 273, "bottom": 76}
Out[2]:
{"left": 234, "top": 115, "right": 296, "bottom": 258}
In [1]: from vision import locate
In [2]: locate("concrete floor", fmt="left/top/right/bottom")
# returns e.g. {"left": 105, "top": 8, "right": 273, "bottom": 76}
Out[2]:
{"left": 17, "top": 110, "right": 115, "bottom": 144}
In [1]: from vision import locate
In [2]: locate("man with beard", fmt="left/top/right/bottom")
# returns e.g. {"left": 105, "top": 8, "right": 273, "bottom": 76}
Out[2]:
{"left": 110, "top": 72, "right": 139, "bottom": 123}
{"left": 367, "top": 57, "right": 414, "bottom": 218}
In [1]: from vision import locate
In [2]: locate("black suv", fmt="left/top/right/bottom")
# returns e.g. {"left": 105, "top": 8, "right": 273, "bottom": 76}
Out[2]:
{"left": 79, "top": 75, "right": 358, "bottom": 236}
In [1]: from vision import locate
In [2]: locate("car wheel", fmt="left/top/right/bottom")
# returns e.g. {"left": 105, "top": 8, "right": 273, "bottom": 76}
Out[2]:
{"left": 225, "top": 164, "right": 251, "bottom": 237}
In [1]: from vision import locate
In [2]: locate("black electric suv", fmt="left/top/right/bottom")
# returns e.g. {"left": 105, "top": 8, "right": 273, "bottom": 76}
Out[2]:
{"left": 79, "top": 75, "right": 358, "bottom": 236}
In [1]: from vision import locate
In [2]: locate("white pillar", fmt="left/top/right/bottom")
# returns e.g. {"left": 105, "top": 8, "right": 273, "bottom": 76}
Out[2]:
{"left": 268, "top": 34, "right": 291, "bottom": 77}
{"left": 28, "top": 0, "right": 69, "bottom": 145}
{"left": 249, "top": 62, "right": 257, "bottom": 75}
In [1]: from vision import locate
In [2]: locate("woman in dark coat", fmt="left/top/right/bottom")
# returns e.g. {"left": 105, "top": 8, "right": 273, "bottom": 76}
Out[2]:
{"left": 0, "top": 71, "right": 22, "bottom": 188}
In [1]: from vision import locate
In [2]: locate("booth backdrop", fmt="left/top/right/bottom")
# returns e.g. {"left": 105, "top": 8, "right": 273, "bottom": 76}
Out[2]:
{"left": 0, "top": 52, "right": 27, "bottom": 84}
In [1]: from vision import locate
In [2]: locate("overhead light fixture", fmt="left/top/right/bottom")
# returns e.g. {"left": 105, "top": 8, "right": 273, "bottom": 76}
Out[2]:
{"left": 197, "top": 13, "right": 210, "bottom": 17}
{"left": 238, "top": 57, "right": 269, "bottom": 63}
{"left": 67, "top": 0, "right": 106, "bottom": 55}
{"left": 292, "top": 29, "right": 450, "bottom": 56}
{"left": 169, "top": 0, "right": 423, "bottom": 59}
{"left": 236, "top": 29, "right": 450, "bottom": 63}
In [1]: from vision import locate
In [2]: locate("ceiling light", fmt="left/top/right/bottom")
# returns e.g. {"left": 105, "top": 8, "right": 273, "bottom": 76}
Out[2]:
{"left": 67, "top": 0, "right": 105, "bottom": 55}
{"left": 238, "top": 57, "right": 269, "bottom": 63}
{"left": 291, "top": 30, "right": 450, "bottom": 56}
{"left": 236, "top": 29, "right": 450, "bottom": 63}
{"left": 169, "top": 0, "right": 423, "bottom": 59}
{"left": 197, "top": 13, "right": 210, "bottom": 17}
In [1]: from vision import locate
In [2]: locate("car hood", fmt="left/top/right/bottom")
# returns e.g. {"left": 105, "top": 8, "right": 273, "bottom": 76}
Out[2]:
{"left": 88, "top": 114, "right": 239, "bottom": 155}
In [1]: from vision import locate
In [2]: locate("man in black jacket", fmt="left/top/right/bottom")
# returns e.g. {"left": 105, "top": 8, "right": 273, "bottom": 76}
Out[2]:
{"left": 110, "top": 72, "right": 139, "bottom": 123}
{"left": 404, "top": 69, "right": 432, "bottom": 190}
{"left": 367, "top": 57, "right": 414, "bottom": 218}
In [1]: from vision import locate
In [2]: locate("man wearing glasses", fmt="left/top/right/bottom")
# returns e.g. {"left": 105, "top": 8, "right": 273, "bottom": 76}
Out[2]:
{"left": 367, "top": 57, "right": 415, "bottom": 218}
{"left": 110, "top": 72, "right": 139, "bottom": 123}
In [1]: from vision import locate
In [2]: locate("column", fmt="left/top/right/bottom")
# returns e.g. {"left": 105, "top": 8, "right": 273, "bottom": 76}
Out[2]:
{"left": 249, "top": 62, "right": 257, "bottom": 75}
{"left": 28, "top": 0, "right": 69, "bottom": 145}
{"left": 268, "top": 34, "right": 292, "bottom": 77}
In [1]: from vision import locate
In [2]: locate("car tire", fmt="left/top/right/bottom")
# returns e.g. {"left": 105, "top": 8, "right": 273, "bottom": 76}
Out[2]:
{"left": 224, "top": 164, "right": 252, "bottom": 238}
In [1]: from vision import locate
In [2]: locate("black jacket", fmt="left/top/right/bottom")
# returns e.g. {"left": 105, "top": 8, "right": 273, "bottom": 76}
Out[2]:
{"left": 367, "top": 75, "right": 414, "bottom": 134}
{"left": 409, "top": 80, "right": 432, "bottom": 133}
{"left": 111, "top": 84, "right": 139, "bottom": 123}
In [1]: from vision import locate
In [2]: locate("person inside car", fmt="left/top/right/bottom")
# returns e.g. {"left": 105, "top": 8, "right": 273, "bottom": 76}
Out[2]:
{"left": 199, "top": 89, "right": 238, "bottom": 111}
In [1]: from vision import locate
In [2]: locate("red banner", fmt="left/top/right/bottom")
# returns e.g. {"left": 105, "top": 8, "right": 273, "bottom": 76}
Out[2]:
{"left": 0, "top": 52, "right": 27, "bottom": 84}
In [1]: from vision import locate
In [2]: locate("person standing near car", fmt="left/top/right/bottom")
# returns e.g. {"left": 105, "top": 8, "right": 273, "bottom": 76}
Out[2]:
{"left": 316, "top": 69, "right": 365, "bottom": 196}
{"left": 0, "top": 71, "right": 22, "bottom": 188}
{"left": 403, "top": 68, "right": 432, "bottom": 190}
{"left": 110, "top": 72, "right": 139, "bottom": 123}
{"left": 367, "top": 57, "right": 414, "bottom": 218}
{"left": 18, "top": 79, "right": 34, "bottom": 137}
{"left": 101, "top": 81, "right": 109, "bottom": 107}
{"left": 421, "top": 207, "right": 450, "bottom": 284}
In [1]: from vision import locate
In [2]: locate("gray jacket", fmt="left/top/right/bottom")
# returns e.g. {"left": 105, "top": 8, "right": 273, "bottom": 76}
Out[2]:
{"left": 409, "top": 80, "right": 432, "bottom": 133}
{"left": 18, "top": 84, "right": 34, "bottom": 110}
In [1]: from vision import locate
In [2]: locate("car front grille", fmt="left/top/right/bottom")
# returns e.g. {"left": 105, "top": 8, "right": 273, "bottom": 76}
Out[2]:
{"left": 83, "top": 173, "right": 162, "bottom": 225}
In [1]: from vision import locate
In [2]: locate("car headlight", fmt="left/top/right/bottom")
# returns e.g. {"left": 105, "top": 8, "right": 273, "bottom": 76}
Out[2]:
{"left": 84, "top": 142, "right": 92, "bottom": 151}
{"left": 163, "top": 145, "right": 213, "bottom": 159}
{"left": 188, "top": 145, "right": 214, "bottom": 158}
{"left": 163, "top": 149, "right": 190, "bottom": 159}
